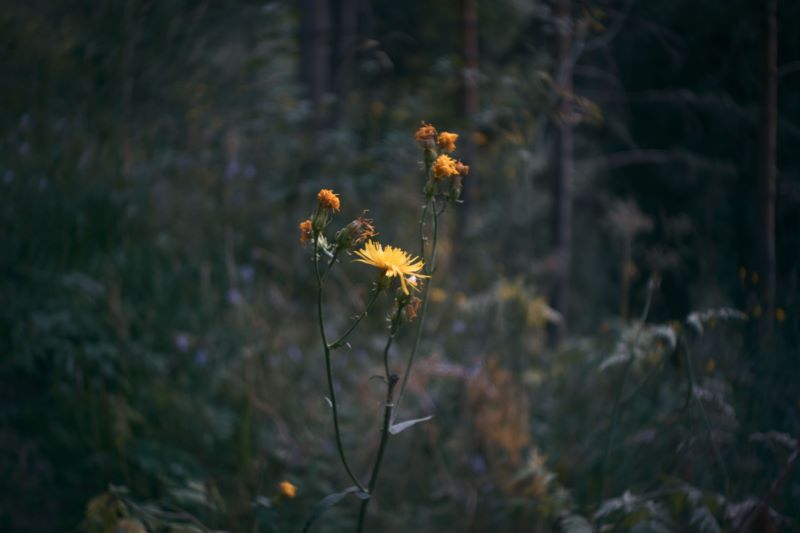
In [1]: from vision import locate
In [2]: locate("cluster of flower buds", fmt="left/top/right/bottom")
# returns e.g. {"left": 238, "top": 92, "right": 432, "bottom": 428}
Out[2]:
{"left": 299, "top": 190, "right": 380, "bottom": 261}
{"left": 415, "top": 122, "right": 469, "bottom": 202}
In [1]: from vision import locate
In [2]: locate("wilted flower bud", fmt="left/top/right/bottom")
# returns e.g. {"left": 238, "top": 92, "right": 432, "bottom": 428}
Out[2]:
{"left": 404, "top": 296, "right": 422, "bottom": 322}
{"left": 415, "top": 123, "right": 437, "bottom": 150}
{"left": 299, "top": 219, "right": 313, "bottom": 245}
{"left": 313, "top": 188, "right": 341, "bottom": 230}
{"left": 335, "top": 211, "right": 377, "bottom": 250}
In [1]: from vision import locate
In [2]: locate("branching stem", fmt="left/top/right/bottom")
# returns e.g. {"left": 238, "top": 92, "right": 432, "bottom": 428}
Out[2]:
{"left": 313, "top": 233, "right": 367, "bottom": 493}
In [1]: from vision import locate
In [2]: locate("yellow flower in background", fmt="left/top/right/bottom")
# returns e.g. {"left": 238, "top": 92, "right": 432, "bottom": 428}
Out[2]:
{"left": 299, "top": 219, "right": 313, "bottom": 245}
{"left": 752, "top": 304, "right": 762, "bottom": 318}
{"left": 432, "top": 154, "right": 459, "bottom": 180}
{"left": 279, "top": 480, "right": 297, "bottom": 499}
{"left": 776, "top": 307, "right": 786, "bottom": 322}
{"left": 354, "top": 240, "right": 428, "bottom": 294}
{"left": 438, "top": 131, "right": 459, "bottom": 153}
{"left": 317, "top": 189, "right": 341, "bottom": 212}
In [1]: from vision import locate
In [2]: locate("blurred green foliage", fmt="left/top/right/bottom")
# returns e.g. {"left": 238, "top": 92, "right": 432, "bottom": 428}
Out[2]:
{"left": 1, "top": 0, "right": 799, "bottom": 531}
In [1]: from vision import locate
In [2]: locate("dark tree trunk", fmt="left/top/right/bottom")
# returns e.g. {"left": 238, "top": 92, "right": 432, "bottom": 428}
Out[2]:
{"left": 548, "top": 0, "right": 573, "bottom": 346}
{"left": 456, "top": 0, "right": 479, "bottom": 242}
{"left": 299, "top": 0, "right": 331, "bottom": 127}
{"left": 758, "top": 0, "right": 778, "bottom": 334}
{"left": 332, "top": 0, "right": 357, "bottom": 126}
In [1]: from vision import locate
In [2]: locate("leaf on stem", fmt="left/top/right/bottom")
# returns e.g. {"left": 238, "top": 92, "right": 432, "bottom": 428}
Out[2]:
{"left": 389, "top": 415, "right": 433, "bottom": 435}
{"left": 302, "top": 486, "right": 369, "bottom": 533}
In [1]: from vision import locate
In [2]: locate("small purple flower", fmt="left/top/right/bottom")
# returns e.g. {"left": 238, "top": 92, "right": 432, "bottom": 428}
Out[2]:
{"left": 194, "top": 348, "right": 209, "bottom": 366}
{"left": 227, "top": 287, "right": 242, "bottom": 305}
{"left": 225, "top": 159, "right": 240, "bottom": 180}
{"left": 239, "top": 264, "right": 255, "bottom": 284}
{"left": 287, "top": 345, "right": 303, "bottom": 362}
{"left": 174, "top": 333, "right": 191, "bottom": 353}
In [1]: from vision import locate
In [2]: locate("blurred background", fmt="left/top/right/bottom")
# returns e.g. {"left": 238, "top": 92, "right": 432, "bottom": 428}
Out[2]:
{"left": 2, "top": 0, "right": 799, "bottom": 531}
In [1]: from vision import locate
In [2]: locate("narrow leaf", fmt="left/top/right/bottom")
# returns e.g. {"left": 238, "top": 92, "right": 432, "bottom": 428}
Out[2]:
{"left": 389, "top": 415, "right": 433, "bottom": 435}
{"left": 302, "top": 486, "right": 369, "bottom": 533}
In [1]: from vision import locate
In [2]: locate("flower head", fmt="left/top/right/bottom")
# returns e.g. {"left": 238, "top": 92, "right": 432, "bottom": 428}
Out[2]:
{"left": 354, "top": 240, "right": 429, "bottom": 294}
{"left": 317, "top": 189, "right": 341, "bottom": 212}
{"left": 432, "top": 154, "right": 460, "bottom": 180}
{"left": 279, "top": 480, "right": 297, "bottom": 499}
{"left": 299, "top": 219, "right": 313, "bottom": 245}
{"left": 415, "top": 123, "right": 437, "bottom": 147}
{"left": 455, "top": 161, "right": 470, "bottom": 175}
{"left": 336, "top": 211, "right": 377, "bottom": 250}
{"left": 438, "top": 131, "right": 459, "bottom": 153}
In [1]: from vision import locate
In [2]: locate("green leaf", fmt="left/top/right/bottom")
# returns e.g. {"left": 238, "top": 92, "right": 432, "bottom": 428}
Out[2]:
{"left": 389, "top": 415, "right": 433, "bottom": 435}
{"left": 302, "top": 486, "right": 369, "bottom": 533}
{"left": 559, "top": 513, "right": 594, "bottom": 533}
{"left": 690, "top": 507, "right": 722, "bottom": 533}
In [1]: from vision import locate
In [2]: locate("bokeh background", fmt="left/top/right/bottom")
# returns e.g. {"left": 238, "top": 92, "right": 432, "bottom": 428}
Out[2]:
{"left": 2, "top": 0, "right": 800, "bottom": 531}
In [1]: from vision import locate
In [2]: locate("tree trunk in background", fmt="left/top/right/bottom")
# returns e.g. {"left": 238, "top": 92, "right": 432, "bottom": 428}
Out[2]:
{"left": 758, "top": 0, "right": 777, "bottom": 335}
{"left": 457, "top": 0, "right": 479, "bottom": 242}
{"left": 548, "top": 0, "right": 573, "bottom": 346}
{"left": 299, "top": 0, "right": 331, "bottom": 128}
{"left": 332, "top": 0, "right": 357, "bottom": 127}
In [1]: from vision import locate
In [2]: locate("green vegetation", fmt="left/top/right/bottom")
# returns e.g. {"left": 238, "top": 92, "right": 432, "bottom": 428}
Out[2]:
{"left": 1, "top": 1, "right": 798, "bottom": 531}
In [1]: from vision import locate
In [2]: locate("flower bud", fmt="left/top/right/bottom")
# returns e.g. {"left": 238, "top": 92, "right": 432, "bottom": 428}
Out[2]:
{"left": 335, "top": 211, "right": 377, "bottom": 251}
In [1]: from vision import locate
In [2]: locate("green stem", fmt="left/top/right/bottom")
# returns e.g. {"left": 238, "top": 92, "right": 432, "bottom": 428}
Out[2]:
{"left": 395, "top": 198, "right": 440, "bottom": 420}
{"left": 683, "top": 336, "right": 731, "bottom": 499}
{"left": 328, "top": 288, "right": 381, "bottom": 349}
{"left": 313, "top": 234, "right": 367, "bottom": 493}
{"left": 356, "top": 306, "right": 404, "bottom": 533}
{"left": 599, "top": 279, "right": 655, "bottom": 500}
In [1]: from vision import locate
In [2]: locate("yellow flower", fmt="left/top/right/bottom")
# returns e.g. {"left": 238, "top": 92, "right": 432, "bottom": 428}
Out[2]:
{"left": 431, "top": 154, "right": 460, "bottom": 180}
{"left": 279, "top": 480, "right": 297, "bottom": 499}
{"left": 415, "top": 123, "right": 437, "bottom": 144}
{"left": 438, "top": 131, "right": 459, "bottom": 153}
{"left": 299, "top": 219, "right": 313, "bottom": 245}
{"left": 354, "top": 240, "right": 428, "bottom": 294}
{"left": 776, "top": 307, "right": 786, "bottom": 322}
{"left": 317, "top": 189, "right": 341, "bottom": 212}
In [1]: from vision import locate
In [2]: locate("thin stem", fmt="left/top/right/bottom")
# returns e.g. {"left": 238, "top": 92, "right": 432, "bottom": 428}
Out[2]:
{"left": 322, "top": 247, "right": 341, "bottom": 281}
{"left": 599, "top": 279, "right": 655, "bottom": 500}
{"left": 356, "top": 306, "right": 404, "bottom": 533}
{"left": 313, "top": 233, "right": 367, "bottom": 493}
{"left": 395, "top": 198, "right": 440, "bottom": 420}
{"left": 328, "top": 287, "right": 381, "bottom": 349}
{"left": 683, "top": 336, "right": 731, "bottom": 499}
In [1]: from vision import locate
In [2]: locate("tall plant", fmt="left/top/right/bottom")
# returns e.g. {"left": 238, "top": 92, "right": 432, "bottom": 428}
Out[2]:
{"left": 299, "top": 124, "right": 468, "bottom": 531}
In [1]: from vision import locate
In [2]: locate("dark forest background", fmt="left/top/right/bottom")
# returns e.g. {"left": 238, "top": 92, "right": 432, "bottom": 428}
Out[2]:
{"left": 1, "top": 0, "right": 799, "bottom": 531}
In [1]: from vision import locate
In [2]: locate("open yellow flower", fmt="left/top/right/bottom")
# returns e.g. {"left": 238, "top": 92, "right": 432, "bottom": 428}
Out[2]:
{"left": 354, "top": 240, "right": 428, "bottom": 294}
{"left": 431, "top": 154, "right": 460, "bottom": 180}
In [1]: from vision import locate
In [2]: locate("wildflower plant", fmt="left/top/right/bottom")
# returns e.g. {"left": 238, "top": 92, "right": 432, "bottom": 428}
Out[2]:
{"left": 299, "top": 123, "right": 468, "bottom": 532}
